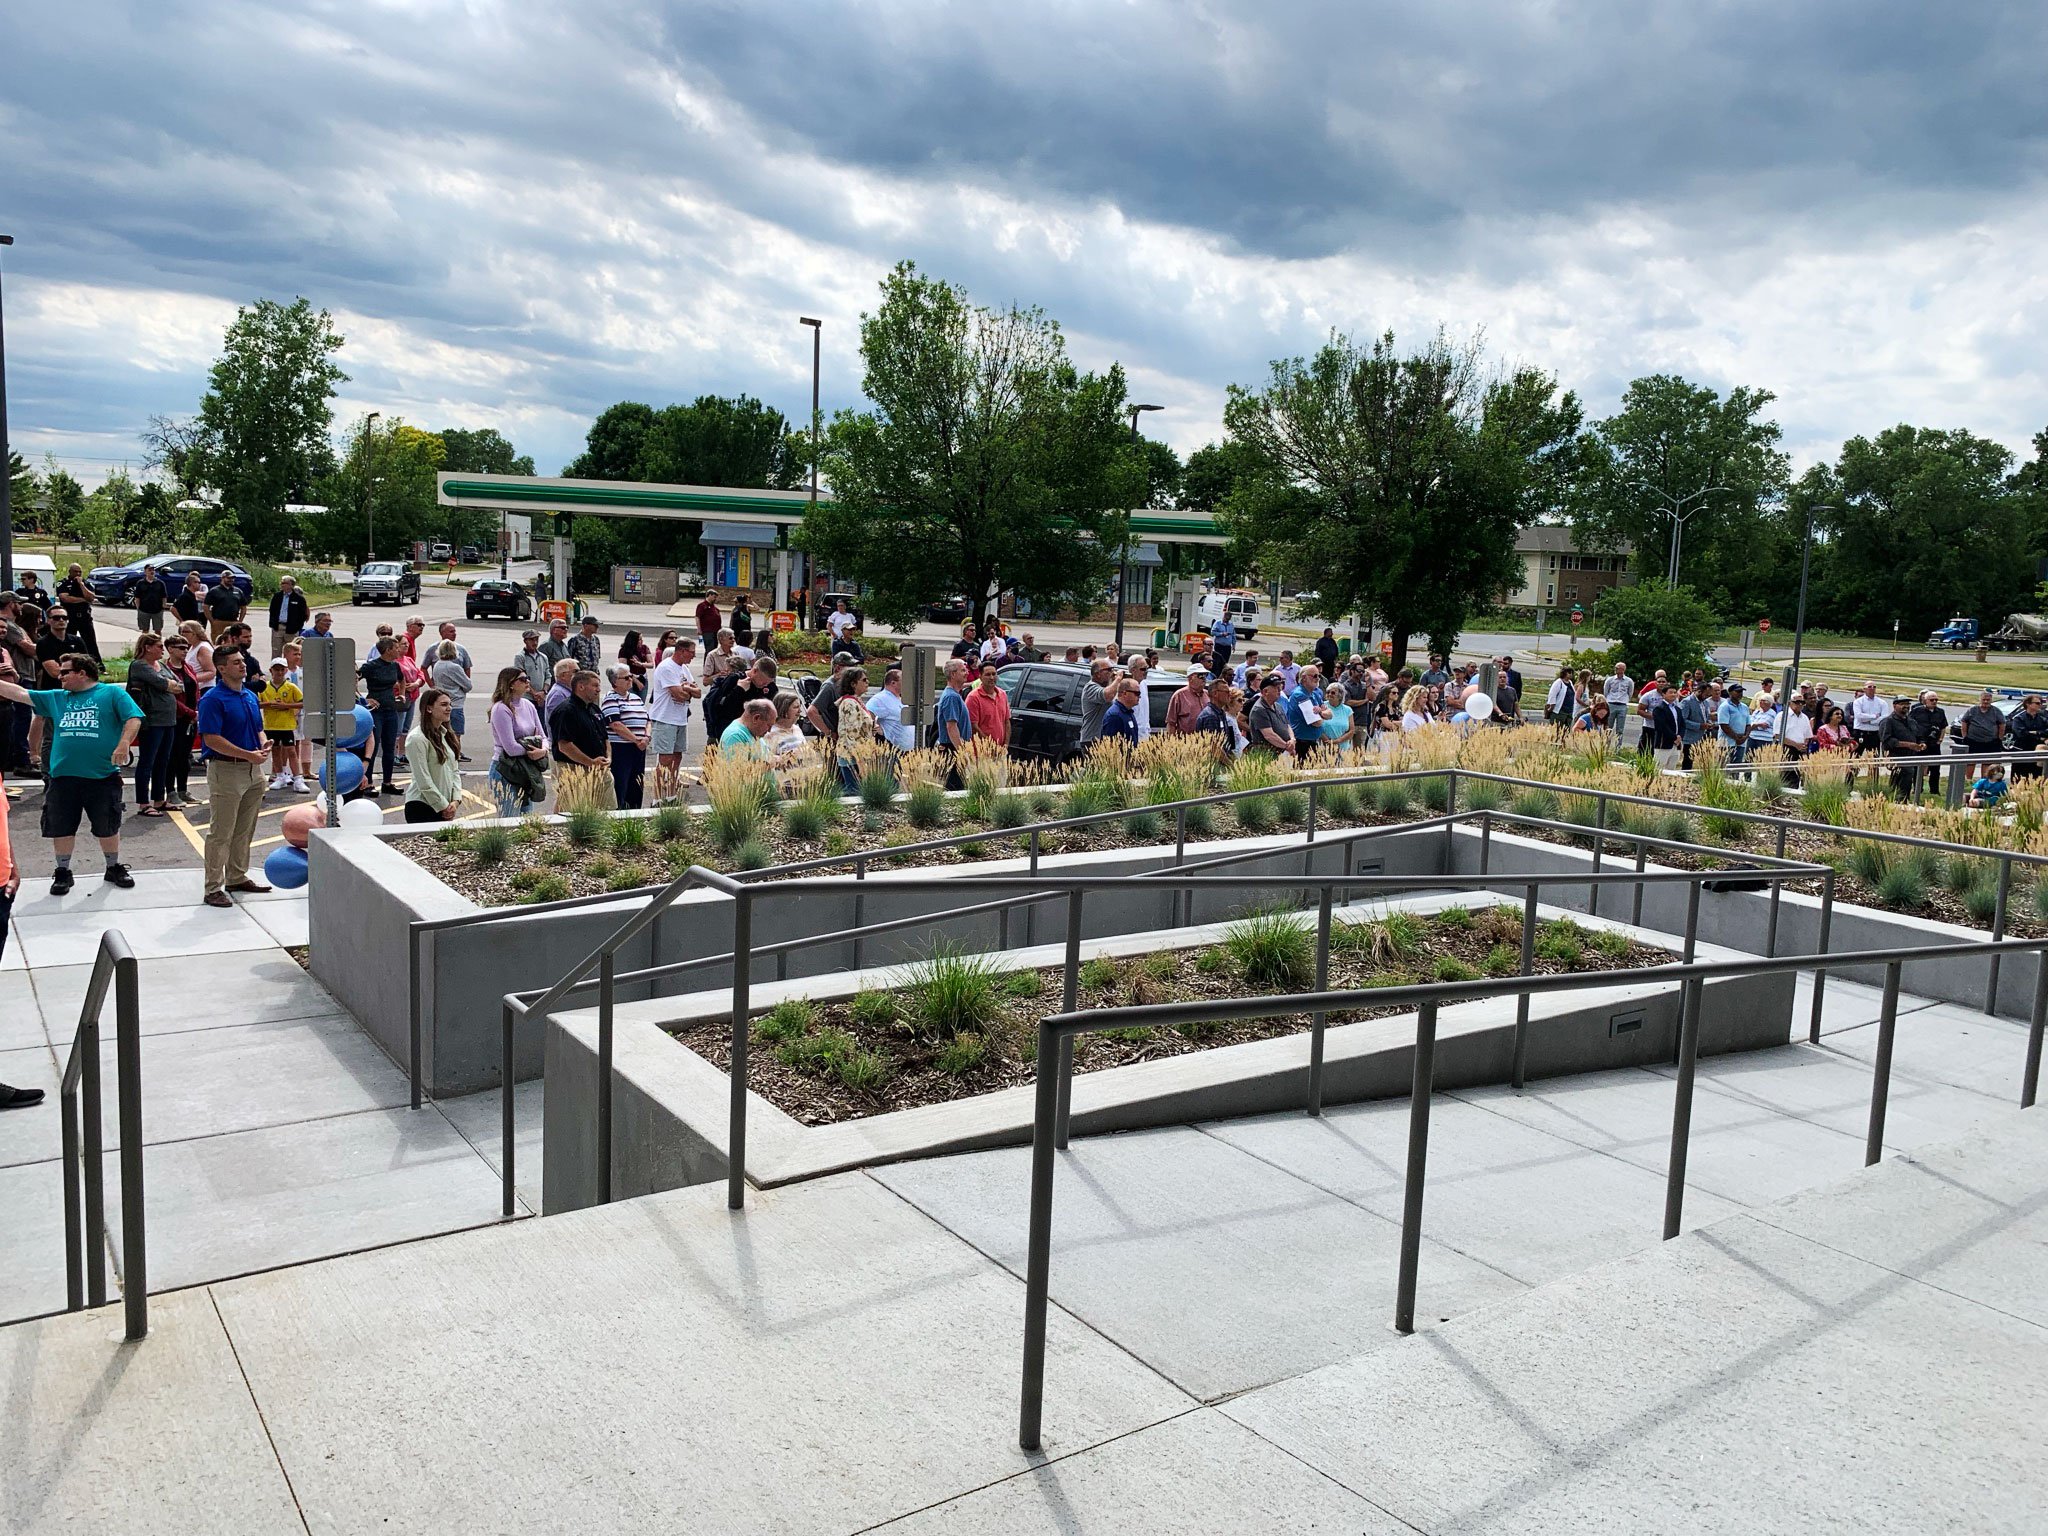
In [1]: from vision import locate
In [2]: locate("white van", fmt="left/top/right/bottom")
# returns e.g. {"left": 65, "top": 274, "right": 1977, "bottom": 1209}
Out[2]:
{"left": 1195, "top": 590, "right": 1260, "bottom": 639}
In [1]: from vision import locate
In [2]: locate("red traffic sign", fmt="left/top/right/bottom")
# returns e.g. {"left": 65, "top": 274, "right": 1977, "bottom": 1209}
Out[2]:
{"left": 1758, "top": 618, "right": 1771, "bottom": 632}
{"left": 1569, "top": 609, "right": 1583, "bottom": 627}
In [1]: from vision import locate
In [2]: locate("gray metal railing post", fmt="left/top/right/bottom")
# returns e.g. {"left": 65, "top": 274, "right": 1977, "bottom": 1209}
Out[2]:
{"left": 61, "top": 1079, "right": 83, "bottom": 1311}
{"left": 1026, "top": 831, "right": 1040, "bottom": 946}
{"left": 1809, "top": 870, "right": 1836, "bottom": 1042}
{"left": 597, "top": 950, "right": 616, "bottom": 1206}
{"left": 408, "top": 927, "right": 424, "bottom": 1109}
{"left": 1307, "top": 887, "right": 1334, "bottom": 1116}
{"left": 1393, "top": 1000, "right": 1439, "bottom": 1335}
{"left": 2024, "top": 947, "right": 2046, "bottom": 1110}
{"left": 1444, "top": 767, "right": 1458, "bottom": 820}
{"left": 1477, "top": 808, "right": 1492, "bottom": 876}
{"left": 1172, "top": 805, "right": 1188, "bottom": 929}
{"left": 1631, "top": 840, "right": 1648, "bottom": 928}
{"left": 1305, "top": 780, "right": 1318, "bottom": 843}
{"left": 81, "top": 1018, "right": 106, "bottom": 1308}
{"left": 1866, "top": 960, "right": 1903, "bottom": 1167}
{"left": 1682, "top": 876, "right": 1702, "bottom": 963}
{"left": 727, "top": 887, "right": 753, "bottom": 1210}
{"left": 1985, "top": 855, "right": 2013, "bottom": 1015}
{"left": 1018, "top": 1020, "right": 1061, "bottom": 1453}
{"left": 851, "top": 853, "right": 867, "bottom": 972}
{"left": 114, "top": 952, "right": 146, "bottom": 1340}
{"left": 1662, "top": 976, "right": 1705, "bottom": 1240}
{"left": 1589, "top": 795, "right": 1608, "bottom": 915}
{"left": 500, "top": 1002, "right": 517, "bottom": 1219}
{"left": 1767, "top": 822, "right": 1789, "bottom": 957}
{"left": 1511, "top": 883, "right": 1537, "bottom": 1090}
{"left": 1054, "top": 891, "right": 1082, "bottom": 1150}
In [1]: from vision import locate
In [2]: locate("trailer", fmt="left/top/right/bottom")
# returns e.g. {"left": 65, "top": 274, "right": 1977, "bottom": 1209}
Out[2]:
{"left": 1986, "top": 613, "right": 2048, "bottom": 651}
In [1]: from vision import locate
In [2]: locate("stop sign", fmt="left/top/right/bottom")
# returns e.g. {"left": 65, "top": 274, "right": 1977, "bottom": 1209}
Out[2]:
{"left": 1570, "top": 608, "right": 1583, "bottom": 627}
{"left": 1759, "top": 618, "right": 1771, "bottom": 632}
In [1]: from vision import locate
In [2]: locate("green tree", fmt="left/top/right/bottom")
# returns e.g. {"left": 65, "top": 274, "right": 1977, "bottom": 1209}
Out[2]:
{"left": 141, "top": 415, "right": 212, "bottom": 501}
{"left": 802, "top": 262, "right": 1143, "bottom": 628}
{"left": 127, "top": 483, "right": 184, "bottom": 553}
{"left": 563, "top": 402, "right": 656, "bottom": 479}
{"left": 306, "top": 418, "right": 445, "bottom": 563}
{"left": 438, "top": 427, "right": 535, "bottom": 477}
{"left": 1223, "top": 329, "right": 1583, "bottom": 669}
{"left": 40, "top": 458, "right": 85, "bottom": 538}
{"left": 1567, "top": 375, "right": 1792, "bottom": 619}
{"left": 1593, "top": 580, "right": 1719, "bottom": 681}
{"left": 1814, "top": 426, "right": 2022, "bottom": 635}
{"left": 193, "top": 297, "right": 348, "bottom": 557}
{"left": 71, "top": 493, "right": 127, "bottom": 567}
{"left": 6, "top": 450, "right": 36, "bottom": 529}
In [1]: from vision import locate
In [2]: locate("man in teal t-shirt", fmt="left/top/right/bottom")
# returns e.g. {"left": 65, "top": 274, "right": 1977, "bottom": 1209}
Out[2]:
{"left": 717, "top": 697, "right": 774, "bottom": 761}
{"left": 28, "top": 654, "right": 142, "bottom": 893}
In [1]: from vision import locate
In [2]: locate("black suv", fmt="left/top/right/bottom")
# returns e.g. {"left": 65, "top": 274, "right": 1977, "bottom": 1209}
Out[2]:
{"left": 465, "top": 578, "right": 532, "bottom": 621}
{"left": 997, "top": 663, "right": 1184, "bottom": 764}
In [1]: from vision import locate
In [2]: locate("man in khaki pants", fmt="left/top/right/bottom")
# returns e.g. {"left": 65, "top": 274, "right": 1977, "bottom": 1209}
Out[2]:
{"left": 196, "top": 652, "right": 273, "bottom": 907}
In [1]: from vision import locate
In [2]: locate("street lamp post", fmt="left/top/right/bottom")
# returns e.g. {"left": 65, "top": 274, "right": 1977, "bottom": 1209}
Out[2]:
{"left": 360, "top": 412, "right": 381, "bottom": 564}
{"left": 1118, "top": 403, "right": 1163, "bottom": 648}
{"left": 0, "top": 233, "right": 15, "bottom": 592}
{"left": 1787, "top": 502, "right": 1830, "bottom": 692}
{"left": 800, "top": 317, "right": 820, "bottom": 617}
{"left": 1633, "top": 480, "right": 1730, "bottom": 587}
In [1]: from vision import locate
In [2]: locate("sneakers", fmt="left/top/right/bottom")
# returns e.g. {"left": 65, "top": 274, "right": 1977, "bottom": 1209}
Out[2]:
{"left": 269, "top": 771, "right": 290, "bottom": 790}
{"left": 103, "top": 863, "right": 136, "bottom": 889}
{"left": 49, "top": 867, "right": 74, "bottom": 896}
{"left": 292, "top": 776, "right": 312, "bottom": 792}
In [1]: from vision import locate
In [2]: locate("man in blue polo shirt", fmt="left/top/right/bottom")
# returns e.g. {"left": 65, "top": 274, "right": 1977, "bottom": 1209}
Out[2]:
{"left": 935, "top": 657, "right": 974, "bottom": 785}
{"left": 197, "top": 651, "right": 274, "bottom": 907}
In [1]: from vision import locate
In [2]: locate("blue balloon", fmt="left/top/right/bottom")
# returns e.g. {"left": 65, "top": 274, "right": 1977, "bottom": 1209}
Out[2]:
{"left": 263, "top": 843, "right": 310, "bottom": 890}
{"left": 336, "top": 704, "right": 373, "bottom": 750}
{"left": 318, "top": 751, "right": 365, "bottom": 795}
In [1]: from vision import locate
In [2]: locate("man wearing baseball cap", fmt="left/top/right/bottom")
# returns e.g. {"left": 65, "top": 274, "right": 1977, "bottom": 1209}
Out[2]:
{"left": 1717, "top": 681, "right": 1754, "bottom": 762}
{"left": 1167, "top": 664, "right": 1211, "bottom": 735}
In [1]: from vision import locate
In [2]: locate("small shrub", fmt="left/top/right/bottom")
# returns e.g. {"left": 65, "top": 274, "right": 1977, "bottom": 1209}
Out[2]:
{"left": 661, "top": 840, "right": 697, "bottom": 874}
{"left": 541, "top": 842, "right": 577, "bottom": 868}
{"left": 1065, "top": 778, "right": 1123, "bottom": 819}
{"left": 1534, "top": 919, "right": 1585, "bottom": 965}
{"left": 858, "top": 766, "right": 897, "bottom": 813}
{"left": 1005, "top": 968, "right": 1046, "bottom": 999}
{"left": 1141, "top": 951, "right": 1178, "bottom": 981}
{"left": 652, "top": 804, "right": 692, "bottom": 843}
{"left": 732, "top": 839, "right": 774, "bottom": 871}
{"left": 524, "top": 873, "right": 571, "bottom": 903}
{"left": 989, "top": 794, "right": 1029, "bottom": 830}
{"left": 934, "top": 1032, "right": 988, "bottom": 1076}
{"left": 1655, "top": 810, "right": 1692, "bottom": 846}
{"left": 1875, "top": 861, "right": 1930, "bottom": 910}
{"left": 1104, "top": 1025, "right": 1156, "bottom": 1044}
{"left": 1591, "top": 929, "right": 1633, "bottom": 959}
{"left": 1379, "top": 910, "right": 1428, "bottom": 960}
{"left": 516, "top": 819, "right": 545, "bottom": 846}
{"left": 905, "top": 945, "right": 1007, "bottom": 1037}
{"left": 1122, "top": 808, "right": 1163, "bottom": 842}
{"left": 1483, "top": 943, "right": 1520, "bottom": 977}
{"left": 1080, "top": 955, "right": 1121, "bottom": 991}
{"left": 471, "top": 826, "right": 512, "bottom": 866}
{"left": 837, "top": 1049, "right": 890, "bottom": 1092}
{"left": 1193, "top": 947, "right": 1228, "bottom": 975}
{"left": 1376, "top": 779, "right": 1415, "bottom": 816}
{"left": 1433, "top": 956, "right": 1479, "bottom": 983}
{"left": 1273, "top": 790, "right": 1308, "bottom": 825}
{"left": 1176, "top": 1018, "right": 1225, "bottom": 1041}
{"left": 1223, "top": 907, "right": 1315, "bottom": 989}
{"left": 1029, "top": 790, "right": 1061, "bottom": 819}
{"left": 1432, "top": 905, "right": 1474, "bottom": 931}
{"left": 1804, "top": 782, "right": 1851, "bottom": 826}
{"left": 905, "top": 781, "right": 948, "bottom": 829}
{"left": 434, "top": 824, "right": 469, "bottom": 849}
{"left": 607, "top": 816, "right": 648, "bottom": 852}
{"left": 507, "top": 867, "right": 542, "bottom": 891}
{"left": 850, "top": 989, "right": 899, "bottom": 1029}
{"left": 608, "top": 863, "right": 650, "bottom": 892}
{"left": 565, "top": 805, "right": 608, "bottom": 848}
{"left": 1846, "top": 839, "right": 1892, "bottom": 886}
{"left": 1464, "top": 778, "right": 1507, "bottom": 812}
{"left": 1320, "top": 783, "right": 1360, "bottom": 820}
{"left": 584, "top": 854, "right": 616, "bottom": 881}
{"left": 1964, "top": 880, "right": 2001, "bottom": 924}
{"left": 1904, "top": 846, "right": 1942, "bottom": 886}
{"left": 779, "top": 1025, "right": 856, "bottom": 1075}
{"left": 782, "top": 798, "right": 830, "bottom": 840}
{"left": 1183, "top": 803, "right": 1216, "bottom": 837}
{"left": 1942, "top": 855, "right": 1985, "bottom": 895}
{"left": 823, "top": 830, "right": 854, "bottom": 857}
{"left": 756, "top": 999, "right": 818, "bottom": 1044}
{"left": 1509, "top": 787, "right": 1558, "bottom": 822}
{"left": 1418, "top": 775, "right": 1450, "bottom": 813}
{"left": 1231, "top": 795, "right": 1277, "bottom": 833}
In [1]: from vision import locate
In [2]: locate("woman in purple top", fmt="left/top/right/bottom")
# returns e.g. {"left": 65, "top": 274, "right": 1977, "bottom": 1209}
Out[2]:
{"left": 487, "top": 667, "right": 549, "bottom": 816}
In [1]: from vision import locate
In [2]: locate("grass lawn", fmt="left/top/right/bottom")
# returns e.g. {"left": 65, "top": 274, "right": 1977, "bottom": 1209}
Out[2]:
{"left": 1730, "top": 652, "right": 2048, "bottom": 694}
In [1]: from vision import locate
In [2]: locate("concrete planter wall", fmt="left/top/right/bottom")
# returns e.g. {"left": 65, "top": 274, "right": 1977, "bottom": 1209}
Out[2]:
{"left": 310, "top": 815, "right": 1444, "bottom": 1097}
{"left": 540, "top": 899, "right": 1792, "bottom": 1214}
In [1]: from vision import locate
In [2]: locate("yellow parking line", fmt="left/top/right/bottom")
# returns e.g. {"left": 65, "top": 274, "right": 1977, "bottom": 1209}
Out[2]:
{"left": 165, "top": 807, "right": 205, "bottom": 855}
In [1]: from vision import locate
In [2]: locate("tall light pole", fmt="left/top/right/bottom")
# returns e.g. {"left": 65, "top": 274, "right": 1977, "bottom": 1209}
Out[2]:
{"left": 360, "top": 411, "right": 380, "bottom": 564}
{"left": 1633, "top": 480, "right": 1729, "bottom": 587}
{"left": 1787, "top": 502, "right": 1830, "bottom": 691}
{"left": 0, "top": 233, "right": 15, "bottom": 592}
{"left": 800, "top": 317, "right": 821, "bottom": 619}
{"left": 1117, "top": 403, "right": 1163, "bottom": 648}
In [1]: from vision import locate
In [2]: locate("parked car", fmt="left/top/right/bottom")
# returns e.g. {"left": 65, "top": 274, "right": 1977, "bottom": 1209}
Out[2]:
{"left": 464, "top": 578, "right": 532, "bottom": 621}
{"left": 427, "top": 540, "right": 453, "bottom": 562}
{"left": 817, "top": 590, "right": 865, "bottom": 630}
{"left": 351, "top": 560, "right": 421, "bottom": 605}
{"left": 996, "top": 663, "right": 1185, "bottom": 764}
{"left": 925, "top": 595, "right": 971, "bottom": 625}
{"left": 86, "top": 554, "right": 252, "bottom": 608}
{"left": 458, "top": 544, "right": 484, "bottom": 565}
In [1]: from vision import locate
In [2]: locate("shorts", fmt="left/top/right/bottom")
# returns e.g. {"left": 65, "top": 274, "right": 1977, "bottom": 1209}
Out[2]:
{"left": 649, "top": 719, "right": 688, "bottom": 755}
{"left": 41, "top": 772, "right": 124, "bottom": 840}
{"left": 267, "top": 729, "right": 296, "bottom": 746}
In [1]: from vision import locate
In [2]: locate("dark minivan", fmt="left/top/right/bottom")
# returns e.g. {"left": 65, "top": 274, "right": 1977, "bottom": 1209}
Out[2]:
{"left": 997, "top": 663, "right": 1184, "bottom": 764}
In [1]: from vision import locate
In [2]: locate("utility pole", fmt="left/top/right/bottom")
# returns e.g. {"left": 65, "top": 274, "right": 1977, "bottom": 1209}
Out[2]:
{"left": 0, "top": 233, "right": 14, "bottom": 592}
{"left": 1787, "top": 502, "right": 1830, "bottom": 691}
{"left": 1633, "top": 480, "right": 1729, "bottom": 587}
{"left": 1118, "top": 403, "right": 1163, "bottom": 647}
{"left": 360, "top": 412, "right": 381, "bottom": 564}
{"left": 800, "top": 317, "right": 821, "bottom": 616}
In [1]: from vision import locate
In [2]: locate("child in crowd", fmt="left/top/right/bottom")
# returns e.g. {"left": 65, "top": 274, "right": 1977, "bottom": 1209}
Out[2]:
{"left": 260, "top": 658, "right": 308, "bottom": 791}
{"left": 1968, "top": 764, "right": 2009, "bottom": 808}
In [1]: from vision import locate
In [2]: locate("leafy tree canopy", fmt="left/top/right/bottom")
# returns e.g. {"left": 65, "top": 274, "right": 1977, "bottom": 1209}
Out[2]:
{"left": 1222, "top": 328, "right": 1584, "bottom": 669}
{"left": 1593, "top": 580, "right": 1719, "bottom": 681}
{"left": 438, "top": 427, "right": 535, "bottom": 477}
{"left": 305, "top": 417, "right": 444, "bottom": 563}
{"left": 799, "top": 261, "right": 1144, "bottom": 628}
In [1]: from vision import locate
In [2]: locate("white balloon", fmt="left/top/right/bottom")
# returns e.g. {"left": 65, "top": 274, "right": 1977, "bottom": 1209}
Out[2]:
{"left": 1465, "top": 692, "right": 1495, "bottom": 720}
{"left": 337, "top": 798, "right": 385, "bottom": 829}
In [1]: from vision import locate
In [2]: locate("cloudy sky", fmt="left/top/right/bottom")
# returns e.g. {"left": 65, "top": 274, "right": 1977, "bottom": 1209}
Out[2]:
{"left": 5, "top": 0, "right": 2045, "bottom": 490}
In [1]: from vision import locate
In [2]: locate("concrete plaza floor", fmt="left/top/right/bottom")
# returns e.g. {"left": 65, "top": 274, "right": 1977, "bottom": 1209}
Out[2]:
{"left": 0, "top": 869, "right": 537, "bottom": 1329}
{"left": 1, "top": 956, "right": 2040, "bottom": 1533}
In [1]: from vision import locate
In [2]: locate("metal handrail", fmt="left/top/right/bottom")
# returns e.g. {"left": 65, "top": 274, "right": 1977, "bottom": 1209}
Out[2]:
{"left": 1014, "top": 930, "right": 2048, "bottom": 1450}
{"left": 505, "top": 810, "right": 1829, "bottom": 1220}
{"left": 411, "top": 756, "right": 2048, "bottom": 1103}
{"left": 59, "top": 930, "right": 146, "bottom": 1340}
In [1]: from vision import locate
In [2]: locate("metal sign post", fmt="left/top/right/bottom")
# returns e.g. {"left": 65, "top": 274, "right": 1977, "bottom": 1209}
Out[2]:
{"left": 301, "top": 636, "right": 357, "bottom": 830}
